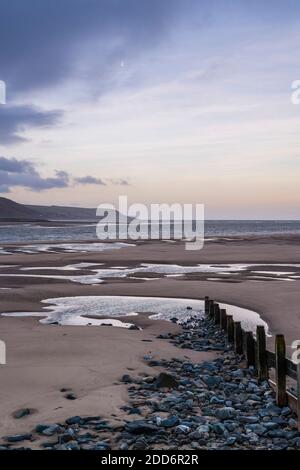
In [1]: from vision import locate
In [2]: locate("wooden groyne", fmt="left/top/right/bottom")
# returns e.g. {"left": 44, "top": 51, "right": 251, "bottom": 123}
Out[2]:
{"left": 205, "top": 296, "right": 300, "bottom": 429}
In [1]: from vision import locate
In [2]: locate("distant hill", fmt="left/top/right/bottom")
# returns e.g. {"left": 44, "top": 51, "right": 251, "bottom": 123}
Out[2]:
{"left": 0, "top": 197, "right": 128, "bottom": 222}
{"left": 26, "top": 204, "right": 99, "bottom": 221}
{"left": 0, "top": 197, "right": 44, "bottom": 221}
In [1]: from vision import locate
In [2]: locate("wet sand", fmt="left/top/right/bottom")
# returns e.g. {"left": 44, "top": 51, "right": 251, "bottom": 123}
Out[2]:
{"left": 0, "top": 314, "right": 216, "bottom": 438}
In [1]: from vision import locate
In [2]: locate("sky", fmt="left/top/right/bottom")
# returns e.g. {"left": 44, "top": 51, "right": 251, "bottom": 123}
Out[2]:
{"left": 0, "top": 0, "right": 300, "bottom": 218}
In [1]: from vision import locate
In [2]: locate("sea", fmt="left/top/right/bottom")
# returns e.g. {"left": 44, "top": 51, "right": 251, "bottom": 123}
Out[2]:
{"left": 0, "top": 220, "right": 300, "bottom": 244}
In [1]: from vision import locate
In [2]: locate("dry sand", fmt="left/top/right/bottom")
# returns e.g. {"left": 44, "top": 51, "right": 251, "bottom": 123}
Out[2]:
{"left": 0, "top": 236, "right": 300, "bottom": 437}
{"left": 0, "top": 314, "right": 216, "bottom": 438}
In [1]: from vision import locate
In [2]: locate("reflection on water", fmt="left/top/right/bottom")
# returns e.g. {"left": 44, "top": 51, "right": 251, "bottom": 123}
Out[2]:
{"left": 1, "top": 295, "right": 269, "bottom": 334}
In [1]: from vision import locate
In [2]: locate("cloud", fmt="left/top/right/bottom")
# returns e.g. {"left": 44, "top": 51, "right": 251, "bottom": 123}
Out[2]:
{"left": 109, "top": 178, "right": 130, "bottom": 186}
{"left": 0, "top": 156, "right": 130, "bottom": 193}
{"left": 75, "top": 176, "right": 130, "bottom": 186}
{"left": 0, "top": 156, "right": 69, "bottom": 192}
{"left": 0, "top": 105, "right": 62, "bottom": 145}
{"left": 0, "top": 0, "right": 188, "bottom": 95}
{"left": 74, "top": 175, "right": 106, "bottom": 186}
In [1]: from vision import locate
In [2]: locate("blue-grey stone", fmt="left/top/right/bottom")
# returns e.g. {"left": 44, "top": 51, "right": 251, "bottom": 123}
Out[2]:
{"left": 5, "top": 433, "right": 32, "bottom": 443}
{"left": 215, "top": 407, "right": 236, "bottom": 420}
{"left": 161, "top": 416, "right": 179, "bottom": 428}
{"left": 226, "top": 436, "right": 237, "bottom": 446}
{"left": 125, "top": 420, "right": 158, "bottom": 434}
{"left": 202, "top": 375, "right": 221, "bottom": 388}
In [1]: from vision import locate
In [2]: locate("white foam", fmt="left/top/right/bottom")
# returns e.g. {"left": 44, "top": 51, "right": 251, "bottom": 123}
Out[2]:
{"left": 0, "top": 242, "right": 135, "bottom": 255}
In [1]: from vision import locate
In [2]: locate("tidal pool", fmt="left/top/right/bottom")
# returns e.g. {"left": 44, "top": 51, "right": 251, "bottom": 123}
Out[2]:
{"left": 1, "top": 295, "right": 269, "bottom": 334}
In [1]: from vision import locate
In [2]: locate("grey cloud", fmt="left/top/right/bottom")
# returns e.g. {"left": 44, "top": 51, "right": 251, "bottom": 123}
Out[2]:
{"left": 0, "top": 105, "right": 62, "bottom": 145}
{"left": 0, "top": 0, "right": 189, "bottom": 94}
{"left": 75, "top": 176, "right": 106, "bottom": 186}
{"left": 0, "top": 156, "right": 130, "bottom": 193}
{"left": 109, "top": 178, "right": 130, "bottom": 186}
{"left": 0, "top": 156, "right": 69, "bottom": 192}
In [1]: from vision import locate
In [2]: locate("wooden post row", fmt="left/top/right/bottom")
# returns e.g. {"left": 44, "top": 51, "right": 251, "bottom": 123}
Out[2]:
{"left": 234, "top": 321, "right": 243, "bottom": 354}
{"left": 214, "top": 303, "right": 220, "bottom": 325}
{"left": 256, "top": 325, "right": 268, "bottom": 381}
{"left": 245, "top": 331, "right": 256, "bottom": 368}
{"left": 209, "top": 300, "right": 214, "bottom": 318}
{"left": 227, "top": 315, "right": 234, "bottom": 343}
{"left": 220, "top": 309, "right": 227, "bottom": 331}
{"left": 275, "top": 334, "right": 287, "bottom": 407}
{"left": 204, "top": 296, "right": 210, "bottom": 315}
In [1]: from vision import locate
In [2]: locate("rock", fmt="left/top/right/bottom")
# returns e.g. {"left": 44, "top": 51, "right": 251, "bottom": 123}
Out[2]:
{"left": 125, "top": 420, "right": 158, "bottom": 434}
{"left": 196, "top": 425, "right": 210, "bottom": 435}
{"left": 153, "top": 372, "right": 178, "bottom": 389}
{"left": 129, "top": 325, "right": 140, "bottom": 330}
{"left": 245, "top": 424, "right": 267, "bottom": 436}
{"left": 41, "top": 424, "right": 62, "bottom": 436}
{"left": 93, "top": 441, "right": 111, "bottom": 450}
{"left": 94, "top": 423, "right": 113, "bottom": 431}
{"left": 170, "top": 317, "right": 178, "bottom": 323}
{"left": 263, "top": 421, "right": 279, "bottom": 430}
{"left": 65, "top": 416, "right": 83, "bottom": 425}
{"left": 281, "top": 407, "right": 292, "bottom": 416}
{"left": 119, "top": 442, "right": 129, "bottom": 450}
{"left": 12, "top": 408, "right": 34, "bottom": 419}
{"left": 291, "top": 437, "right": 300, "bottom": 449}
{"left": 238, "top": 415, "right": 260, "bottom": 424}
{"left": 215, "top": 407, "right": 236, "bottom": 420}
{"left": 60, "top": 429, "right": 77, "bottom": 443}
{"left": 211, "top": 423, "right": 226, "bottom": 435}
{"left": 67, "top": 441, "right": 80, "bottom": 450}
{"left": 128, "top": 408, "right": 141, "bottom": 415}
{"left": 64, "top": 392, "right": 77, "bottom": 400}
{"left": 161, "top": 416, "right": 179, "bottom": 428}
{"left": 210, "top": 396, "right": 225, "bottom": 405}
{"left": 226, "top": 436, "right": 237, "bottom": 446}
{"left": 265, "top": 404, "right": 282, "bottom": 416}
{"left": 132, "top": 437, "right": 147, "bottom": 449}
{"left": 176, "top": 425, "right": 190, "bottom": 434}
{"left": 202, "top": 375, "right": 221, "bottom": 388}
{"left": 121, "top": 374, "right": 133, "bottom": 384}
{"left": 5, "top": 433, "right": 32, "bottom": 443}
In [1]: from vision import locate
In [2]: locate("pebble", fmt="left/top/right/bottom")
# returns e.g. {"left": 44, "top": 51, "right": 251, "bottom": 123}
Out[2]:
{"left": 5, "top": 434, "right": 32, "bottom": 443}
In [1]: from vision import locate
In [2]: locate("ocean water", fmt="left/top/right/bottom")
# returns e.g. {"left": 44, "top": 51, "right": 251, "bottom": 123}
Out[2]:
{"left": 0, "top": 220, "right": 300, "bottom": 244}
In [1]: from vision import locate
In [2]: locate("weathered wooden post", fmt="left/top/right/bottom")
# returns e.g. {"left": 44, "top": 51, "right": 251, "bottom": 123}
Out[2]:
{"left": 220, "top": 309, "right": 227, "bottom": 331}
{"left": 275, "top": 334, "right": 287, "bottom": 407}
{"left": 208, "top": 300, "right": 214, "bottom": 318}
{"left": 245, "top": 331, "right": 256, "bottom": 368}
{"left": 204, "top": 296, "right": 210, "bottom": 315}
{"left": 234, "top": 321, "right": 243, "bottom": 354}
{"left": 256, "top": 325, "right": 268, "bottom": 381}
{"left": 214, "top": 303, "right": 220, "bottom": 325}
{"left": 227, "top": 315, "right": 234, "bottom": 343}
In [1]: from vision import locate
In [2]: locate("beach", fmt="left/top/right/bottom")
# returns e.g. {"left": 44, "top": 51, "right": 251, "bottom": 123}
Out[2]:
{"left": 1, "top": 235, "right": 300, "bottom": 443}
